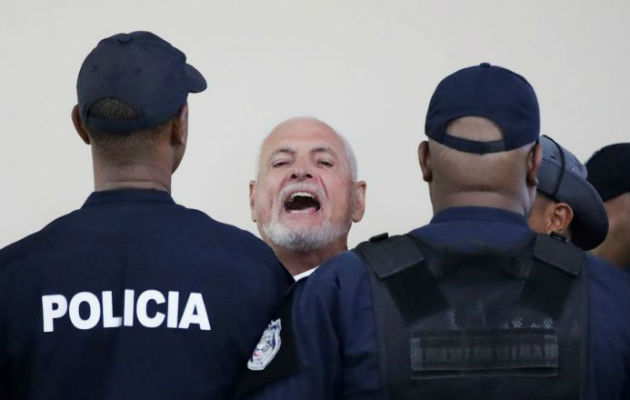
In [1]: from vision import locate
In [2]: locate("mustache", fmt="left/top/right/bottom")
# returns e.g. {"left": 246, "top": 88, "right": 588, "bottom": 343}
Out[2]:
{"left": 278, "top": 182, "right": 325, "bottom": 202}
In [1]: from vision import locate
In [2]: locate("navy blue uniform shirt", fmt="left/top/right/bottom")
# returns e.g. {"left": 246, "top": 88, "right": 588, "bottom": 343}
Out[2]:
{"left": 0, "top": 189, "right": 291, "bottom": 399}
{"left": 244, "top": 206, "right": 630, "bottom": 400}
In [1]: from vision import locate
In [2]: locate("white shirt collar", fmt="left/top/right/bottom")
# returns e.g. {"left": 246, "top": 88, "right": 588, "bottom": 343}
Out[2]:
{"left": 293, "top": 266, "right": 319, "bottom": 281}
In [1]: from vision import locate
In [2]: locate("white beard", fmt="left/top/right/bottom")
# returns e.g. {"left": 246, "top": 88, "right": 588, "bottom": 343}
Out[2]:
{"left": 262, "top": 220, "right": 347, "bottom": 252}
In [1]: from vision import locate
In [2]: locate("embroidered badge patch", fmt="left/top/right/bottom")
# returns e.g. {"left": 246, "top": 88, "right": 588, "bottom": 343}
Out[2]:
{"left": 247, "top": 319, "right": 282, "bottom": 371}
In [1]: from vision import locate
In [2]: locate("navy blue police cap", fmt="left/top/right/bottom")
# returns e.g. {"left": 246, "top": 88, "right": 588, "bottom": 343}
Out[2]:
{"left": 586, "top": 143, "right": 630, "bottom": 202}
{"left": 77, "top": 31, "right": 207, "bottom": 134}
{"left": 425, "top": 63, "right": 540, "bottom": 154}
{"left": 537, "top": 135, "right": 608, "bottom": 250}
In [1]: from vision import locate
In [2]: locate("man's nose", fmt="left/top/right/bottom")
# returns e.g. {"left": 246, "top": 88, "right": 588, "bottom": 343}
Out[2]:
{"left": 290, "top": 163, "right": 313, "bottom": 180}
{"left": 290, "top": 170, "right": 313, "bottom": 180}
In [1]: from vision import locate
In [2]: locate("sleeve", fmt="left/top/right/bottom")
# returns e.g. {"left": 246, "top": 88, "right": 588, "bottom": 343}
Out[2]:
{"left": 0, "top": 255, "right": 9, "bottom": 398}
{"left": 586, "top": 255, "right": 630, "bottom": 400}
{"left": 236, "top": 251, "right": 383, "bottom": 400}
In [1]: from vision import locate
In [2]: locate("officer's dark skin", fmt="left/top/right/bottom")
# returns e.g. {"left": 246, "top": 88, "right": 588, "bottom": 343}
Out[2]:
{"left": 70, "top": 104, "right": 189, "bottom": 193}
{"left": 417, "top": 116, "right": 542, "bottom": 215}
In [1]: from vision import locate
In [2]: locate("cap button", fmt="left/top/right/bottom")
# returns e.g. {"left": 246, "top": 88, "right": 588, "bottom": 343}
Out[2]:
{"left": 480, "top": 62, "right": 491, "bottom": 68}
{"left": 117, "top": 34, "right": 132, "bottom": 43}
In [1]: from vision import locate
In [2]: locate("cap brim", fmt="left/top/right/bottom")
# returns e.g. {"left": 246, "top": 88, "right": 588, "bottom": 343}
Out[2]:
{"left": 185, "top": 63, "right": 207, "bottom": 93}
{"left": 539, "top": 161, "right": 608, "bottom": 250}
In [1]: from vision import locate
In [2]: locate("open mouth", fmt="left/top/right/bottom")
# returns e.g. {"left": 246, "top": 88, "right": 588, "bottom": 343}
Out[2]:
{"left": 284, "top": 191, "right": 321, "bottom": 213}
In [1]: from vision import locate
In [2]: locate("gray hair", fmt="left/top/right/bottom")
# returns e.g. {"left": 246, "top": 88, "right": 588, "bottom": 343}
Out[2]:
{"left": 339, "top": 133, "right": 358, "bottom": 181}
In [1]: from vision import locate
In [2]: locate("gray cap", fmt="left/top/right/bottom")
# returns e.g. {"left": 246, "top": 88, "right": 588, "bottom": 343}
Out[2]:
{"left": 537, "top": 135, "right": 608, "bottom": 250}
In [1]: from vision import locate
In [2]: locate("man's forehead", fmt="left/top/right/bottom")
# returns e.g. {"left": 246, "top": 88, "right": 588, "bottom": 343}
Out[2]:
{"left": 261, "top": 126, "right": 344, "bottom": 158}
{"left": 268, "top": 145, "right": 338, "bottom": 157}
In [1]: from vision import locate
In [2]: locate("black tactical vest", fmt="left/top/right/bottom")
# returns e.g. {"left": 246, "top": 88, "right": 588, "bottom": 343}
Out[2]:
{"left": 354, "top": 233, "right": 588, "bottom": 400}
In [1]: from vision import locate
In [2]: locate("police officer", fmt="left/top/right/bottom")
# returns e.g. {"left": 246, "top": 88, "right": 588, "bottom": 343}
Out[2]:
{"left": 238, "top": 64, "right": 630, "bottom": 399}
{"left": 0, "top": 31, "right": 290, "bottom": 399}
{"left": 586, "top": 143, "right": 630, "bottom": 269}
{"left": 528, "top": 135, "right": 608, "bottom": 250}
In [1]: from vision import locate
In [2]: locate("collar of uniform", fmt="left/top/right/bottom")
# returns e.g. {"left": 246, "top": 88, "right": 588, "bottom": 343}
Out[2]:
{"left": 430, "top": 206, "right": 528, "bottom": 227}
{"left": 82, "top": 188, "right": 175, "bottom": 208}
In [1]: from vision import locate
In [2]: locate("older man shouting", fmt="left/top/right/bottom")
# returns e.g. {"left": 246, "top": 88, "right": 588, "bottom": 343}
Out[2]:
{"left": 249, "top": 117, "right": 366, "bottom": 279}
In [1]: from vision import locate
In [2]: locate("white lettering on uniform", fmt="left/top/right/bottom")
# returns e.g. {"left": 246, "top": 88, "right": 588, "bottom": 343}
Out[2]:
{"left": 167, "top": 291, "right": 179, "bottom": 328}
{"left": 136, "top": 290, "right": 166, "bottom": 328}
{"left": 124, "top": 289, "right": 134, "bottom": 327}
{"left": 69, "top": 292, "right": 101, "bottom": 330}
{"left": 102, "top": 291, "right": 122, "bottom": 328}
{"left": 42, "top": 295, "right": 67, "bottom": 332}
{"left": 179, "top": 292, "right": 211, "bottom": 330}
{"left": 41, "top": 290, "right": 211, "bottom": 332}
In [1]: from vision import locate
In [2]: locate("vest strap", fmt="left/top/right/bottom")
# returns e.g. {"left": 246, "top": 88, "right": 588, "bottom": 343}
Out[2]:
{"left": 355, "top": 234, "right": 448, "bottom": 324}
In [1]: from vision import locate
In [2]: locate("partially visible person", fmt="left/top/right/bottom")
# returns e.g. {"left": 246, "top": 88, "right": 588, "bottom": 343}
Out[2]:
{"left": 586, "top": 143, "right": 630, "bottom": 269}
{"left": 528, "top": 135, "right": 608, "bottom": 250}
{"left": 241, "top": 118, "right": 365, "bottom": 382}
{"left": 249, "top": 117, "right": 366, "bottom": 278}
{"left": 0, "top": 31, "right": 290, "bottom": 399}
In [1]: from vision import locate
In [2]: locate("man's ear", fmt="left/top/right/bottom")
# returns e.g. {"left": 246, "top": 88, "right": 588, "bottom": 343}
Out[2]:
{"left": 351, "top": 180, "right": 367, "bottom": 223}
{"left": 550, "top": 202, "right": 574, "bottom": 235}
{"left": 526, "top": 142, "right": 542, "bottom": 187}
{"left": 418, "top": 141, "right": 432, "bottom": 182}
{"left": 249, "top": 180, "right": 257, "bottom": 222}
{"left": 172, "top": 104, "right": 189, "bottom": 146}
{"left": 71, "top": 105, "right": 91, "bottom": 145}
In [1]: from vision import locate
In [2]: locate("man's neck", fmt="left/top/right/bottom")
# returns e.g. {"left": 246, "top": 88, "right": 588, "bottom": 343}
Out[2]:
{"left": 433, "top": 191, "right": 529, "bottom": 216}
{"left": 93, "top": 161, "right": 172, "bottom": 193}
{"left": 273, "top": 241, "right": 348, "bottom": 277}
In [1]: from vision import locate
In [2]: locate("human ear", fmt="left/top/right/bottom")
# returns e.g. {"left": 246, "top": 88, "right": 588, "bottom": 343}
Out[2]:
{"left": 249, "top": 180, "right": 257, "bottom": 222}
{"left": 351, "top": 181, "right": 367, "bottom": 223}
{"left": 71, "top": 105, "right": 91, "bottom": 145}
{"left": 418, "top": 141, "right": 432, "bottom": 182}
{"left": 550, "top": 202, "right": 574, "bottom": 235}
{"left": 172, "top": 104, "right": 189, "bottom": 146}
{"left": 526, "top": 142, "right": 542, "bottom": 187}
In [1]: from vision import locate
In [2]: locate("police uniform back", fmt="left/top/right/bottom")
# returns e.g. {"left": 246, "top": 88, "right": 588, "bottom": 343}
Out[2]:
{"left": 0, "top": 32, "right": 291, "bottom": 400}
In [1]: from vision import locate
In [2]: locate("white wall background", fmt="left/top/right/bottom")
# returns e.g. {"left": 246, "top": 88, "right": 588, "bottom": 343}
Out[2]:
{"left": 0, "top": 0, "right": 628, "bottom": 249}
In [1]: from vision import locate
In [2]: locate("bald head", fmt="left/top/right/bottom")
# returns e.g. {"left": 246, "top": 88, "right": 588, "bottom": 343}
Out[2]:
{"left": 250, "top": 116, "right": 366, "bottom": 276}
{"left": 419, "top": 116, "right": 541, "bottom": 215}
{"left": 257, "top": 117, "right": 358, "bottom": 180}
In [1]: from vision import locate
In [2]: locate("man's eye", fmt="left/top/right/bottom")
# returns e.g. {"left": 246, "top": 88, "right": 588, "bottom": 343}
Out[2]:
{"left": 272, "top": 161, "right": 288, "bottom": 167}
{"left": 318, "top": 160, "right": 333, "bottom": 167}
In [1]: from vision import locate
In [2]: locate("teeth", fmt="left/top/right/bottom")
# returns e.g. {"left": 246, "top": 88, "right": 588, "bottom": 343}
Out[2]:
{"left": 290, "top": 192, "right": 314, "bottom": 200}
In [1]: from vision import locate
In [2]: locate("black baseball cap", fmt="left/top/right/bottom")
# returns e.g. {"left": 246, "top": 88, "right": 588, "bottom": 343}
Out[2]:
{"left": 586, "top": 143, "right": 630, "bottom": 202}
{"left": 77, "top": 31, "right": 207, "bottom": 135}
{"left": 537, "top": 135, "right": 608, "bottom": 250}
{"left": 425, "top": 63, "right": 539, "bottom": 154}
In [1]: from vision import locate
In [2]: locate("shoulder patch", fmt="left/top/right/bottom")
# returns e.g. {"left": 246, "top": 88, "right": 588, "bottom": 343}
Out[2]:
{"left": 247, "top": 319, "right": 282, "bottom": 371}
{"left": 235, "top": 289, "right": 301, "bottom": 398}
